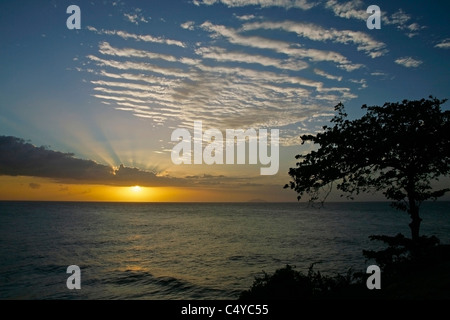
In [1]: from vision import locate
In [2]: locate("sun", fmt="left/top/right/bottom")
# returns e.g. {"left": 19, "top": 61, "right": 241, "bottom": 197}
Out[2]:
{"left": 120, "top": 185, "right": 154, "bottom": 201}
{"left": 131, "top": 185, "right": 142, "bottom": 192}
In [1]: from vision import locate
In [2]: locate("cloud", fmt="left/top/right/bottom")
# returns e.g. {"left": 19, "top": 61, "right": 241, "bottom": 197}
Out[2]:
{"left": 387, "top": 10, "right": 426, "bottom": 38}
{"left": 0, "top": 136, "right": 277, "bottom": 186}
{"left": 91, "top": 79, "right": 170, "bottom": 93}
{"left": 97, "top": 70, "right": 180, "bottom": 87}
{"left": 349, "top": 78, "right": 367, "bottom": 89}
{"left": 435, "top": 39, "right": 450, "bottom": 49}
{"left": 234, "top": 14, "right": 256, "bottom": 21}
{"left": 394, "top": 57, "right": 423, "bottom": 68}
{"left": 370, "top": 71, "right": 387, "bottom": 76}
{"left": 404, "top": 23, "right": 426, "bottom": 38}
{"left": 325, "top": 1, "right": 425, "bottom": 38}
{"left": 181, "top": 21, "right": 195, "bottom": 30}
{"left": 124, "top": 13, "right": 147, "bottom": 25}
{"left": 193, "top": 0, "right": 317, "bottom": 10}
{"left": 0, "top": 136, "right": 181, "bottom": 187}
{"left": 325, "top": 0, "right": 367, "bottom": 20}
{"left": 389, "top": 8, "right": 410, "bottom": 25}
{"left": 87, "top": 26, "right": 185, "bottom": 47}
{"left": 314, "top": 68, "right": 342, "bottom": 81}
{"left": 200, "top": 21, "right": 363, "bottom": 71}
{"left": 242, "top": 20, "right": 387, "bottom": 58}
{"left": 124, "top": 8, "right": 149, "bottom": 25}
{"left": 87, "top": 55, "right": 188, "bottom": 78}
{"left": 82, "top": 40, "right": 357, "bottom": 144}
{"left": 81, "top": 18, "right": 364, "bottom": 145}
{"left": 96, "top": 42, "right": 202, "bottom": 68}
{"left": 98, "top": 42, "right": 177, "bottom": 62}
{"left": 195, "top": 46, "right": 308, "bottom": 71}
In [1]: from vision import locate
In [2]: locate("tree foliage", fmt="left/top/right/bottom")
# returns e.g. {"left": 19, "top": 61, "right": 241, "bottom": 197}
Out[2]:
{"left": 285, "top": 97, "right": 450, "bottom": 241}
{"left": 362, "top": 233, "right": 440, "bottom": 272}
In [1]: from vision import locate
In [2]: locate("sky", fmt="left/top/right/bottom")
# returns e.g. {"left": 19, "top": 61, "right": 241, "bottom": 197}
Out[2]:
{"left": 0, "top": 0, "right": 449, "bottom": 202}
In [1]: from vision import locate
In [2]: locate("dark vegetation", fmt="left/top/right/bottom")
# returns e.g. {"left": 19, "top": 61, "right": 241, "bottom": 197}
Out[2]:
{"left": 241, "top": 97, "right": 450, "bottom": 299}
{"left": 240, "top": 234, "right": 450, "bottom": 300}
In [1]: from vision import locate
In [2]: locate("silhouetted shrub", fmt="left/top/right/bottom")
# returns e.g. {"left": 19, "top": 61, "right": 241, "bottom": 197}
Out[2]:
{"left": 239, "top": 264, "right": 357, "bottom": 300}
{"left": 240, "top": 234, "right": 450, "bottom": 300}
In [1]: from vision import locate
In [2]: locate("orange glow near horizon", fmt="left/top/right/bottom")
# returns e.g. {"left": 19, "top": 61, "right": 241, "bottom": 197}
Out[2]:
{"left": 0, "top": 176, "right": 288, "bottom": 202}
{"left": 118, "top": 185, "right": 153, "bottom": 201}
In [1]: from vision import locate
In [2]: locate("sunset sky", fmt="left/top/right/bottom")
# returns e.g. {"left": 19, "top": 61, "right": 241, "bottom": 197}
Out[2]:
{"left": 1, "top": 0, "right": 449, "bottom": 202}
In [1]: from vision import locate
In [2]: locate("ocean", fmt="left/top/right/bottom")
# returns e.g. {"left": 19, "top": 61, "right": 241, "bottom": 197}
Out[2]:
{"left": 0, "top": 201, "right": 449, "bottom": 300}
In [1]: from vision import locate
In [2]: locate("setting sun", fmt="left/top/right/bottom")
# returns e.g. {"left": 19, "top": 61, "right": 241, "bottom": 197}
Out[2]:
{"left": 131, "top": 185, "right": 142, "bottom": 193}
{"left": 123, "top": 185, "right": 152, "bottom": 201}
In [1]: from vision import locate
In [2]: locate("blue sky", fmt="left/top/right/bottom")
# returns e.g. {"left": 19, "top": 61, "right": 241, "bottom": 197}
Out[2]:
{"left": 0, "top": 0, "right": 449, "bottom": 201}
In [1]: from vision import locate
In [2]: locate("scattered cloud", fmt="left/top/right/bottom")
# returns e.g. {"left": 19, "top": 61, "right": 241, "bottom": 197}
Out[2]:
{"left": 87, "top": 26, "right": 185, "bottom": 47}
{"left": 234, "top": 14, "right": 256, "bottom": 21}
{"left": 196, "top": 46, "right": 309, "bottom": 71}
{"left": 193, "top": 0, "right": 317, "bottom": 10}
{"left": 403, "top": 22, "right": 426, "bottom": 38}
{"left": 314, "top": 68, "right": 342, "bottom": 81}
{"left": 349, "top": 78, "right": 367, "bottom": 89}
{"left": 387, "top": 10, "right": 426, "bottom": 38}
{"left": 394, "top": 56, "right": 423, "bottom": 68}
{"left": 200, "top": 21, "right": 363, "bottom": 71}
{"left": 82, "top": 33, "right": 357, "bottom": 143}
{"left": 80, "top": 2, "right": 432, "bottom": 146}
{"left": 435, "top": 39, "right": 450, "bottom": 49}
{"left": 181, "top": 21, "right": 195, "bottom": 30}
{"left": 370, "top": 71, "right": 387, "bottom": 77}
{"left": 325, "top": 0, "right": 367, "bottom": 20}
{"left": 388, "top": 8, "right": 410, "bottom": 25}
{"left": 325, "top": 1, "right": 425, "bottom": 38}
{"left": 124, "top": 8, "right": 149, "bottom": 25}
{"left": 98, "top": 41, "right": 178, "bottom": 62}
{"left": 87, "top": 54, "right": 188, "bottom": 78}
{"left": 242, "top": 20, "right": 387, "bottom": 58}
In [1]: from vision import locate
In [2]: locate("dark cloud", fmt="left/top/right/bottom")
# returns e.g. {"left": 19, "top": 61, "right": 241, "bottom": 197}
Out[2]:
{"left": 0, "top": 136, "right": 181, "bottom": 187}
{"left": 0, "top": 136, "right": 268, "bottom": 189}
{"left": 29, "top": 183, "right": 41, "bottom": 189}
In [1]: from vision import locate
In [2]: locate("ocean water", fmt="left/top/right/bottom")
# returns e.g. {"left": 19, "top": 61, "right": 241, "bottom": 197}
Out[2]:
{"left": 0, "top": 201, "right": 449, "bottom": 300}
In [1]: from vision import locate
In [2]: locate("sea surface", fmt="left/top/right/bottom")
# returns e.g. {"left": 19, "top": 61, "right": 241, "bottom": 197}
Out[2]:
{"left": 0, "top": 201, "right": 449, "bottom": 300}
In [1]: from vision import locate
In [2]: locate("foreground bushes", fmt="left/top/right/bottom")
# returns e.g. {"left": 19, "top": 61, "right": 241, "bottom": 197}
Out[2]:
{"left": 239, "top": 264, "right": 363, "bottom": 300}
{"left": 240, "top": 234, "right": 450, "bottom": 300}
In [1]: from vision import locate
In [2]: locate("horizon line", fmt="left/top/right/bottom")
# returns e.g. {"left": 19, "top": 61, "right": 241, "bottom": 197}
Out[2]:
{"left": 1, "top": 200, "right": 449, "bottom": 204}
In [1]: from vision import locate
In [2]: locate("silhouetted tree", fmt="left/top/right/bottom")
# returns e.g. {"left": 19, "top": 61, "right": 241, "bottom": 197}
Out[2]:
{"left": 285, "top": 97, "right": 450, "bottom": 242}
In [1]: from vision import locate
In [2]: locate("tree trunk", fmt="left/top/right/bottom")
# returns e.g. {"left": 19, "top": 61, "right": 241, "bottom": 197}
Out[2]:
{"left": 408, "top": 197, "right": 422, "bottom": 243}
{"left": 406, "top": 174, "right": 422, "bottom": 243}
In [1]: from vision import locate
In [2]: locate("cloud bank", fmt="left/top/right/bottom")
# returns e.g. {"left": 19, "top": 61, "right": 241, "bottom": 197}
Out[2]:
{"left": 0, "top": 136, "right": 180, "bottom": 187}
